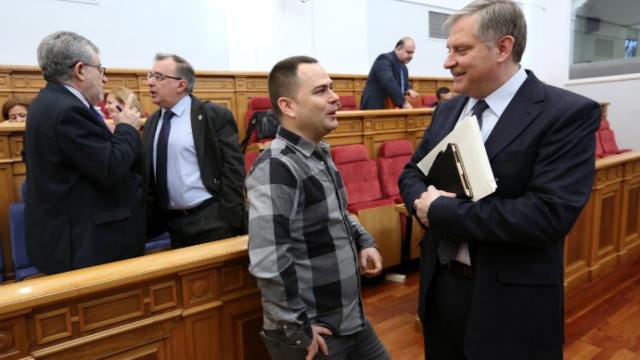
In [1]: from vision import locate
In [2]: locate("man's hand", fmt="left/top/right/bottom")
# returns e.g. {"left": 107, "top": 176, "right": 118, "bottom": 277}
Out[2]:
{"left": 414, "top": 185, "right": 456, "bottom": 227}
{"left": 406, "top": 89, "right": 420, "bottom": 98}
{"left": 359, "top": 247, "right": 383, "bottom": 278}
{"left": 402, "top": 101, "right": 413, "bottom": 109}
{"left": 306, "top": 325, "right": 333, "bottom": 360}
{"left": 113, "top": 94, "right": 142, "bottom": 131}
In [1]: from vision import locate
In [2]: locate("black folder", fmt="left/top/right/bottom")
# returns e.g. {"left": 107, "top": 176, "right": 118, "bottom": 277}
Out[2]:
{"left": 425, "top": 143, "right": 473, "bottom": 199}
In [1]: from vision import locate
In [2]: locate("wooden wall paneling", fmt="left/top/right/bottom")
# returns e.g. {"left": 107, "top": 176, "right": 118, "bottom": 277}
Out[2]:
{"left": 11, "top": 74, "right": 46, "bottom": 93}
{"left": 235, "top": 75, "right": 269, "bottom": 140}
{"left": 599, "top": 102, "right": 609, "bottom": 120}
{"left": 619, "top": 158, "right": 640, "bottom": 262}
{"left": 0, "top": 93, "right": 9, "bottom": 117}
{"left": 410, "top": 79, "right": 437, "bottom": 95}
{"left": 0, "top": 72, "right": 10, "bottom": 90}
{"left": 183, "top": 306, "right": 223, "bottom": 360}
{"left": 355, "top": 205, "right": 402, "bottom": 268}
{"left": 564, "top": 194, "right": 594, "bottom": 295}
{"left": 30, "top": 312, "right": 181, "bottom": 360}
{"left": 220, "top": 291, "right": 267, "bottom": 360}
{"left": 137, "top": 75, "right": 157, "bottom": 117}
{"left": 180, "top": 268, "right": 218, "bottom": 309}
{"left": 77, "top": 289, "right": 145, "bottom": 332}
{"left": 590, "top": 164, "right": 623, "bottom": 279}
{"left": 0, "top": 311, "right": 29, "bottom": 360}
{"left": 436, "top": 80, "right": 454, "bottom": 91}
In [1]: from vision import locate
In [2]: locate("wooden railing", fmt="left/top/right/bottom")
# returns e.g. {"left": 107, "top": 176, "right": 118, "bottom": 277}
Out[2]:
{"left": 564, "top": 151, "right": 640, "bottom": 317}
{"left": 0, "top": 236, "right": 269, "bottom": 359}
{"left": 0, "top": 108, "right": 434, "bottom": 279}
{"left": 0, "top": 65, "right": 452, "bottom": 141}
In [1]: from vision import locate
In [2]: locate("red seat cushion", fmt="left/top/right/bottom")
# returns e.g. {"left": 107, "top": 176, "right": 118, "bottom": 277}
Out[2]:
{"left": 332, "top": 144, "right": 368, "bottom": 164}
{"left": 336, "top": 160, "right": 384, "bottom": 204}
{"left": 332, "top": 144, "right": 387, "bottom": 207}
{"left": 244, "top": 151, "right": 259, "bottom": 173}
{"left": 379, "top": 139, "right": 412, "bottom": 158}
{"left": 422, "top": 95, "right": 437, "bottom": 107}
{"left": 598, "top": 119, "right": 630, "bottom": 156}
{"left": 595, "top": 132, "right": 604, "bottom": 158}
{"left": 339, "top": 96, "right": 357, "bottom": 111}
{"left": 378, "top": 155, "right": 412, "bottom": 198}
{"left": 377, "top": 140, "right": 413, "bottom": 198}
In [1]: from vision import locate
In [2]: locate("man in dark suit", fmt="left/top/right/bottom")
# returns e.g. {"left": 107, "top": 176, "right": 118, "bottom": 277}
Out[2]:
{"left": 398, "top": 1, "right": 601, "bottom": 359}
{"left": 25, "top": 31, "right": 145, "bottom": 274}
{"left": 360, "top": 37, "right": 419, "bottom": 110}
{"left": 143, "top": 53, "right": 245, "bottom": 248}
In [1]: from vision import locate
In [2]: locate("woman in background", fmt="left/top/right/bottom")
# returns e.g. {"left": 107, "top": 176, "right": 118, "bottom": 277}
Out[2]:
{"left": 2, "top": 97, "right": 30, "bottom": 123}
{"left": 104, "top": 87, "right": 144, "bottom": 131}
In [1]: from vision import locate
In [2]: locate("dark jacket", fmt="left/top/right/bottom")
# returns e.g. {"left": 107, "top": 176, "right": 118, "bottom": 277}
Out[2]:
{"left": 360, "top": 51, "right": 410, "bottom": 110}
{"left": 399, "top": 71, "right": 600, "bottom": 359}
{"left": 25, "top": 82, "right": 145, "bottom": 274}
{"left": 143, "top": 95, "right": 245, "bottom": 237}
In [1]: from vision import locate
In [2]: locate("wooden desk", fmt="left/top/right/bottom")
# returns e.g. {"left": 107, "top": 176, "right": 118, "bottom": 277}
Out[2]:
{"left": 0, "top": 236, "right": 268, "bottom": 359}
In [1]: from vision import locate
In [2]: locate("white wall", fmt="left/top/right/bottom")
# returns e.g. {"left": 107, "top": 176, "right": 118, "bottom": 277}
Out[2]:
{"left": 1, "top": 0, "right": 637, "bottom": 149}
{"left": 0, "top": 0, "right": 229, "bottom": 70}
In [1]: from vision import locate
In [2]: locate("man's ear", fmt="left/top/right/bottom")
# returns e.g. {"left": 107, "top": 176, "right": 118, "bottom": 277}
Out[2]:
{"left": 176, "top": 79, "right": 188, "bottom": 94}
{"left": 72, "top": 62, "right": 86, "bottom": 81}
{"left": 278, "top": 97, "right": 296, "bottom": 118}
{"left": 495, "top": 35, "right": 515, "bottom": 63}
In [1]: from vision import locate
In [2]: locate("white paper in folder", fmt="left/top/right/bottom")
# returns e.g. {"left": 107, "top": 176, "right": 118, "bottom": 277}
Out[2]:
{"left": 417, "top": 115, "right": 497, "bottom": 201}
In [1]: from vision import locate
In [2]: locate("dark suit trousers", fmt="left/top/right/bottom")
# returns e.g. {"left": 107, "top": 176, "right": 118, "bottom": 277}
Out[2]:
{"left": 423, "top": 264, "right": 473, "bottom": 360}
{"left": 165, "top": 200, "right": 238, "bottom": 248}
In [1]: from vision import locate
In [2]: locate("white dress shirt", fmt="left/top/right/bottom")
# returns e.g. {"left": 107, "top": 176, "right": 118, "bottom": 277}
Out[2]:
{"left": 152, "top": 95, "right": 212, "bottom": 210}
{"left": 453, "top": 67, "right": 528, "bottom": 265}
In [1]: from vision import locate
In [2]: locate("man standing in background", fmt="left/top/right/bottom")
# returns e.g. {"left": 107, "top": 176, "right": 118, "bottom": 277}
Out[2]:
{"left": 143, "top": 53, "right": 245, "bottom": 248}
{"left": 360, "top": 37, "right": 420, "bottom": 109}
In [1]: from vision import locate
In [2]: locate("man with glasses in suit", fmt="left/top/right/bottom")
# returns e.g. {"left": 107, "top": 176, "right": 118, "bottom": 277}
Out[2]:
{"left": 143, "top": 53, "right": 245, "bottom": 248}
{"left": 25, "top": 31, "right": 145, "bottom": 274}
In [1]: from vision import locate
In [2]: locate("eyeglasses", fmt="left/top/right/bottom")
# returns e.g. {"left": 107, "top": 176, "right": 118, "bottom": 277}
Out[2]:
{"left": 69, "top": 61, "right": 107, "bottom": 76}
{"left": 147, "top": 72, "right": 183, "bottom": 82}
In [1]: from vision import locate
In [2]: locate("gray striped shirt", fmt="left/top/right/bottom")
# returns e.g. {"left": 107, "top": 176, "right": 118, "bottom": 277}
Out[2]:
{"left": 247, "top": 127, "right": 376, "bottom": 347}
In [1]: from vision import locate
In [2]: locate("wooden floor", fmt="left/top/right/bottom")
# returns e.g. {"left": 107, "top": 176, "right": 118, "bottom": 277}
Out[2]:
{"left": 362, "top": 270, "right": 640, "bottom": 360}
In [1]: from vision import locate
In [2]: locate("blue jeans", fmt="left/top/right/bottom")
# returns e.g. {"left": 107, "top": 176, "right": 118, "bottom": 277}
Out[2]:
{"left": 261, "top": 322, "right": 390, "bottom": 360}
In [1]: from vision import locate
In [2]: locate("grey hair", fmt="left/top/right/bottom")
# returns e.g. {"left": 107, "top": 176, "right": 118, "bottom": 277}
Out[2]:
{"left": 37, "top": 31, "right": 99, "bottom": 83}
{"left": 154, "top": 53, "right": 196, "bottom": 93}
{"left": 446, "top": 0, "right": 527, "bottom": 63}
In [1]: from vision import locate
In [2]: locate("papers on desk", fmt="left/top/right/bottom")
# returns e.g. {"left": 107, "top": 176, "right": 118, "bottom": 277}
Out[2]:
{"left": 417, "top": 115, "right": 497, "bottom": 201}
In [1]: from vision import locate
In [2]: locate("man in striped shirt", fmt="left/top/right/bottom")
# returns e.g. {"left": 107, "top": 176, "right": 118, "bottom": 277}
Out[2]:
{"left": 247, "top": 56, "right": 389, "bottom": 360}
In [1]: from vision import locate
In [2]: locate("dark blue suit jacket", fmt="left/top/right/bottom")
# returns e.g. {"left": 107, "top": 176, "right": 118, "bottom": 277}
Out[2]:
{"left": 399, "top": 71, "right": 600, "bottom": 359}
{"left": 360, "top": 51, "right": 410, "bottom": 109}
{"left": 25, "top": 82, "right": 145, "bottom": 274}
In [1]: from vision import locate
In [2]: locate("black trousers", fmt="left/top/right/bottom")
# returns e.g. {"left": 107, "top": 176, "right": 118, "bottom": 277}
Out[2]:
{"left": 165, "top": 200, "right": 238, "bottom": 248}
{"left": 261, "top": 322, "right": 389, "bottom": 360}
{"left": 423, "top": 264, "right": 473, "bottom": 360}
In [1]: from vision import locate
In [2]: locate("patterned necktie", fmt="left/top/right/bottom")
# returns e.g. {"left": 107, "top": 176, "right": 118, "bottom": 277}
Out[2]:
{"left": 436, "top": 100, "right": 490, "bottom": 265}
{"left": 155, "top": 110, "right": 174, "bottom": 208}
{"left": 472, "top": 99, "right": 489, "bottom": 129}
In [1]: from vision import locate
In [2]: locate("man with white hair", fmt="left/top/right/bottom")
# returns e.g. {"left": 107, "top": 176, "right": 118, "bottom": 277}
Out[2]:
{"left": 25, "top": 31, "right": 145, "bottom": 274}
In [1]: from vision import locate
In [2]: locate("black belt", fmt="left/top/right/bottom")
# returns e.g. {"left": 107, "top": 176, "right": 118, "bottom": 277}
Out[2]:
{"left": 444, "top": 261, "right": 473, "bottom": 278}
{"left": 167, "top": 197, "right": 215, "bottom": 217}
